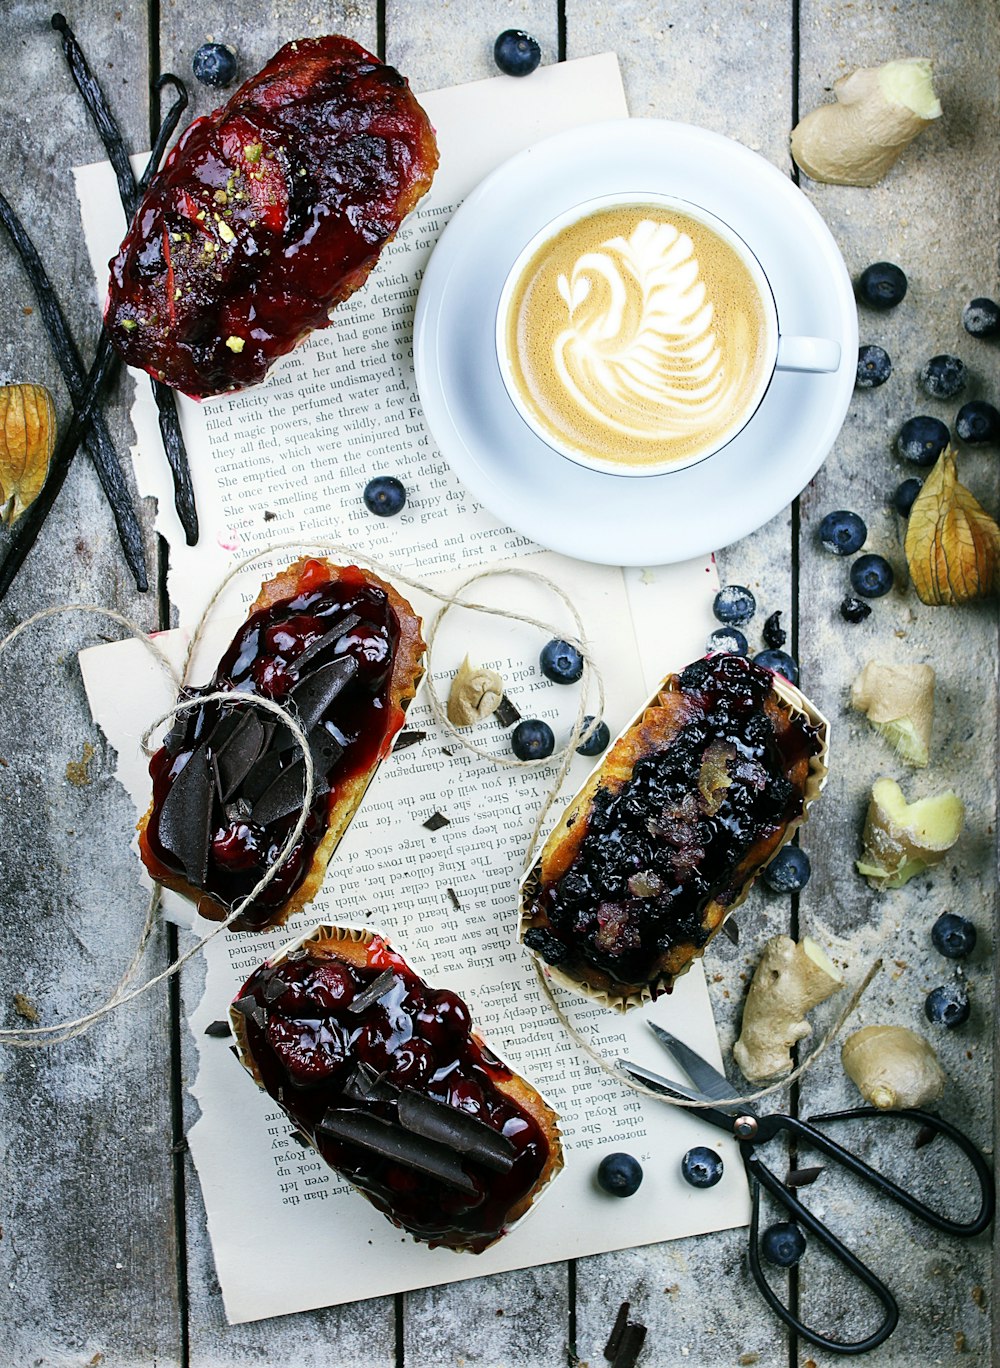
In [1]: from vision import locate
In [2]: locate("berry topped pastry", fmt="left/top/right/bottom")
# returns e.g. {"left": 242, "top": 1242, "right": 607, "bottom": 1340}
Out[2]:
{"left": 106, "top": 36, "right": 438, "bottom": 397}
{"left": 231, "top": 925, "right": 563, "bottom": 1252}
{"left": 520, "top": 654, "right": 828, "bottom": 1008}
{"left": 139, "top": 557, "right": 424, "bottom": 931}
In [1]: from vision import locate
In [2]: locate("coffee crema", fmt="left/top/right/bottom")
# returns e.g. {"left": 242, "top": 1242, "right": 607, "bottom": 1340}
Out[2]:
{"left": 504, "top": 204, "right": 771, "bottom": 469}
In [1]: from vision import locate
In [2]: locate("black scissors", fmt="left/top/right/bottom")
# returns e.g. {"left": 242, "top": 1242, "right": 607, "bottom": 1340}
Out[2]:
{"left": 619, "top": 1024, "right": 994, "bottom": 1356}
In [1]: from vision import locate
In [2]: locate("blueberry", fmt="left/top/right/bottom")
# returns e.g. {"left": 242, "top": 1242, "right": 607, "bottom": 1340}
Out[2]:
{"left": 363, "top": 475, "right": 407, "bottom": 516}
{"left": 761, "top": 1221, "right": 807, "bottom": 1268}
{"left": 192, "top": 42, "right": 238, "bottom": 88}
{"left": 753, "top": 649, "right": 799, "bottom": 686}
{"left": 956, "top": 400, "right": 1000, "bottom": 445}
{"left": 857, "top": 262, "right": 907, "bottom": 311}
{"left": 540, "top": 638, "right": 584, "bottom": 684}
{"left": 493, "top": 29, "right": 541, "bottom": 76}
{"left": 931, "top": 913, "right": 977, "bottom": 960}
{"left": 596, "top": 1152, "right": 643, "bottom": 1197}
{"left": 762, "top": 845, "right": 811, "bottom": 893}
{"left": 681, "top": 1146, "right": 724, "bottom": 1189}
{"left": 713, "top": 584, "right": 756, "bottom": 625}
{"left": 706, "top": 627, "right": 748, "bottom": 656}
{"left": 850, "top": 554, "right": 894, "bottom": 599}
{"left": 523, "top": 926, "right": 570, "bottom": 967}
{"left": 762, "top": 611, "right": 786, "bottom": 650}
{"left": 892, "top": 478, "right": 923, "bottom": 517}
{"left": 897, "top": 415, "right": 951, "bottom": 467}
{"left": 576, "top": 716, "right": 610, "bottom": 757}
{"left": 924, "top": 982, "right": 971, "bottom": 1028}
{"left": 819, "top": 509, "right": 867, "bottom": 556}
{"left": 962, "top": 298, "right": 1000, "bottom": 339}
{"left": 919, "top": 354, "right": 967, "bottom": 400}
{"left": 511, "top": 719, "right": 555, "bottom": 761}
{"left": 856, "top": 345, "right": 892, "bottom": 389}
{"left": 839, "top": 595, "right": 872, "bottom": 624}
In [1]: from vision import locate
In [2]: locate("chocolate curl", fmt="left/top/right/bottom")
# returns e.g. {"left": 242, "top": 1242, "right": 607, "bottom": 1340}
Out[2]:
{"left": 318, "top": 1110, "right": 479, "bottom": 1196}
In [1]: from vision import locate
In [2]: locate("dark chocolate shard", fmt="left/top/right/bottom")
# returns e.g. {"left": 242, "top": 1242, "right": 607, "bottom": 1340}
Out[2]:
{"left": 162, "top": 686, "right": 207, "bottom": 755}
{"left": 288, "top": 1128, "right": 311, "bottom": 1147}
{"left": 721, "top": 917, "right": 739, "bottom": 946}
{"left": 225, "top": 797, "right": 253, "bottom": 823}
{"left": 393, "top": 729, "right": 427, "bottom": 751}
{"left": 261, "top": 974, "right": 290, "bottom": 1004}
{"left": 157, "top": 745, "right": 214, "bottom": 885}
{"left": 318, "top": 1109, "right": 478, "bottom": 1195}
{"left": 446, "top": 887, "right": 461, "bottom": 910}
{"left": 423, "top": 811, "right": 450, "bottom": 832}
{"left": 914, "top": 1124, "right": 938, "bottom": 1151}
{"left": 784, "top": 1165, "right": 824, "bottom": 1188}
{"left": 397, "top": 1089, "right": 515, "bottom": 1173}
{"left": 604, "top": 1302, "right": 631, "bottom": 1360}
{"left": 202, "top": 705, "right": 244, "bottom": 755}
{"left": 288, "top": 656, "right": 359, "bottom": 732}
{"left": 611, "top": 1323, "right": 647, "bottom": 1368}
{"left": 290, "top": 613, "right": 362, "bottom": 675}
{"left": 231, "top": 995, "right": 266, "bottom": 1030}
{"left": 240, "top": 749, "right": 284, "bottom": 805}
{"left": 341, "top": 1061, "right": 400, "bottom": 1105}
{"left": 249, "top": 744, "right": 336, "bottom": 826}
{"left": 204, "top": 1019, "right": 232, "bottom": 1038}
{"left": 346, "top": 969, "right": 397, "bottom": 1015}
{"left": 214, "top": 711, "right": 268, "bottom": 800}
{"left": 494, "top": 694, "right": 521, "bottom": 727}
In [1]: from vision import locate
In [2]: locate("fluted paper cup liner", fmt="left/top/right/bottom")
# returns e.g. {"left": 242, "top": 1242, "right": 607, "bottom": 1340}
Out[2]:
{"left": 520, "top": 668, "right": 830, "bottom": 1013}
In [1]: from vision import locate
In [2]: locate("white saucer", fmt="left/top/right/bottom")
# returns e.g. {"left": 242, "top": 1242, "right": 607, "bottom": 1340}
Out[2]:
{"left": 413, "top": 119, "right": 858, "bottom": 566}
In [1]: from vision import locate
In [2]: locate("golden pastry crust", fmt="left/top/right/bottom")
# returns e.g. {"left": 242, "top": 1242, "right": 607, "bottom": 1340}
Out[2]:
{"left": 139, "top": 558, "right": 424, "bottom": 930}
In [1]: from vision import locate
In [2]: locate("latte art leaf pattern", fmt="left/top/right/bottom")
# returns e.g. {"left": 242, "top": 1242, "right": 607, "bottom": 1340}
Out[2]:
{"left": 552, "top": 220, "right": 744, "bottom": 440}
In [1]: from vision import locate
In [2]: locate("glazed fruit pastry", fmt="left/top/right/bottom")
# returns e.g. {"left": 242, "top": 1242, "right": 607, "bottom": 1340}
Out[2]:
{"left": 106, "top": 35, "right": 438, "bottom": 397}
{"left": 231, "top": 926, "right": 563, "bottom": 1252}
{"left": 521, "top": 653, "right": 828, "bottom": 1007}
{"left": 139, "top": 558, "right": 424, "bottom": 930}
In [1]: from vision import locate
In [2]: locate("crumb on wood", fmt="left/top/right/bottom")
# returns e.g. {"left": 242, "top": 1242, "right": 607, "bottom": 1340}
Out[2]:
{"left": 664, "top": 1283, "right": 679, "bottom": 1296}
{"left": 954, "top": 1331, "right": 967, "bottom": 1352}
{"left": 88, "top": 1354, "right": 105, "bottom": 1367}
{"left": 972, "top": 1285, "right": 985, "bottom": 1309}
{"left": 0, "top": 756, "right": 7, "bottom": 766}
{"left": 66, "top": 741, "right": 96, "bottom": 786}
{"left": 13, "top": 992, "right": 39, "bottom": 1022}
{"left": 739, "top": 1354, "right": 760, "bottom": 1366}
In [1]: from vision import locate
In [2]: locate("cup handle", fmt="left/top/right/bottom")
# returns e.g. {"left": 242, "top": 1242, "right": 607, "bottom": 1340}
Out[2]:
{"left": 776, "top": 336, "right": 842, "bottom": 373}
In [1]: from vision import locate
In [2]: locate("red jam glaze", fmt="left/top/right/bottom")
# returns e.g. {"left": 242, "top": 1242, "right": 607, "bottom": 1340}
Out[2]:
{"left": 237, "top": 937, "right": 551, "bottom": 1250}
{"left": 145, "top": 563, "right": 403, "bottom": 928}
{"left": 106, "top": 36, "right": 438, "bottom": 398}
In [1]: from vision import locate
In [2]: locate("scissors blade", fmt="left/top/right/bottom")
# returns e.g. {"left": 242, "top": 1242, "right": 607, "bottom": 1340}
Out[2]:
{"left": 617, "top": 1060, "right": 740, "bottom": 1137}
{"left": 647, "top": 1023, "right": 734, "bottom": 1104}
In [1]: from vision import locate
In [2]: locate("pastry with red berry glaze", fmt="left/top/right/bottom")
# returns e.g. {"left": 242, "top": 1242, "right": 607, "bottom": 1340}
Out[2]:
{"left": 230, "top": 925, "right": 564, "bottom": 1252}
{"left": 106, "top": 35, "right": 438, "bottom": 398}
{"left": 520, "top": 653, "right": 828, "bottom": 1010}
{"left": 138, "top": 557, "right": 424, "bottom": 931}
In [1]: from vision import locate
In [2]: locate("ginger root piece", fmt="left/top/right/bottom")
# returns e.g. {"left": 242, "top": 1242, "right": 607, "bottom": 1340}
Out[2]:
{"left": 734, "top": 935, "right": 844, "bottom": 1082}
{"left": 850, "top": 661, "right": 935, "bottom": 767}
{"left": 842, "top": 1024, "right": 946, "bottom": 1109}
{"left": 857, "top": 777, "right": 964, "bottom": 890}
{"left": 791, "top": 58, "right": 942, "bottom": 187}
{"left": 446, "top": 656, "right": 504, "bottom": 727}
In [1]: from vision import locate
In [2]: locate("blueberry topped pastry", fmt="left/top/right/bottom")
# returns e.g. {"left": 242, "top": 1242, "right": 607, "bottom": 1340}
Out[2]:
{"left": 139, "top": 557, "right": 424, "bottom": 930}
{"left": 521, "top": 654, "right": 828, "bottom": 1007}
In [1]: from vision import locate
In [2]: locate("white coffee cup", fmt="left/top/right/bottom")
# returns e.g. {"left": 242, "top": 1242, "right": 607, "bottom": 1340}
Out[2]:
{"left": 495, "top": 193, "right": 841, "bottom": 477}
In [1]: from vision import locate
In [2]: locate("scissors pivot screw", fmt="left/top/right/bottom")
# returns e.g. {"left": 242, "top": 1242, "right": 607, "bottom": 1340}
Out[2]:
{"left": 734, "top": 1115, "right": 758, "bottom": 1140}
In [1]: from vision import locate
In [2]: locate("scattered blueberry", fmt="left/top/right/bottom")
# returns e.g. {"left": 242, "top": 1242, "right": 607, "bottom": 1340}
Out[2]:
{"left": 963, "top": 298, "right": 1000, "bottom": 339}
{"left": 924, "top": 982, "right": 971, "bottom": 1029}
{"left": 857, "top": 262, "right": 907, "bottom": 311}
{"left": 897, "top": 415, "right": 950, "bottom": 467}
{"left": 856, "top": 345, "right": 892, "bottom": 389}
{"left": 596, "top": 1152, "right": 644, "bottom": 1197}
{"left": 919, "top": 354, "right": 967, "bottom": 400}
{"left": 955, "top": 400, "right": 1000, "bottom": 445}
{"left": 540, "top": 638, "right": 584, "bottom": 684}
{"left": 819, "top": 509, "right": 867, "bottom": 556}
{"left": 681, "top": 1146, "right": 724, "bottom": 1189}
{"left": 762, "top": 611, "right": 786, "bottom": 650}
{"left": 523, "top": 926, "right": 570, "bottom": 967}
{"left": 576, "top": 716, "right": 611, "bottom": 757}
{"left": 762, "top": 845, "right": 811, "bottom": 893}
{"left": 892, "top": 478, "right": 923, "bottom": 517}
{"left": 931, "top": 913, "right": 977, "bottom": 960}
{"left": 511, "top": 718, "right": 555, "bottom": 761}
{"left": 761, "top": 1221, "right": 807, "bottom": 1268}
{"left": 840, "top": 595, "right": 872, "bottom": 624}
{"left": 753, "top": 649, "right": 799, "bottom": 686}
{"left": 192, "top": 41, "right": 238, "bottom": 88}
{"left": 713, "top": 584, "right": 756, "bottom": 625}
{"left": 363, "top": 475, "right": 407, "bottom": 516}
{"left": 850, "top": 554, "right": 894, "bottom": 599}
{"left": 493, "top": 29, "right": 541, "bottom": 76}
{"left": 707, "top": 627, "right": 749, "bottom": 656}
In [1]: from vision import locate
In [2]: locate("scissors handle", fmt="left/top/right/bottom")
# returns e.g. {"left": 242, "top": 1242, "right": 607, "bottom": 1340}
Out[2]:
{"left": 745, "top": 1148, "right": 899, "bottom": 1356}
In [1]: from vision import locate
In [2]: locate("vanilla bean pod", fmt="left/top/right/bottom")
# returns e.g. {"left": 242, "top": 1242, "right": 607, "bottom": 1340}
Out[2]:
{"left": 52, "top": 13, "right": 199, "bottom": 544}
{"left": 0, "top": 191, "right": 148, "bottom": 591}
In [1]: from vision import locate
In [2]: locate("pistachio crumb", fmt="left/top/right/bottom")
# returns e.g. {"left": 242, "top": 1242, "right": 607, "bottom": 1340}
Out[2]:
{"left": 121, "top": 318, "right": 137, "bottom": 332}
{"left": 218, "top": 221, "right": 236, "bottom": 244}
{"left": 244, "top": 142, "right": 263, "bottom": 164}
{"left": 225, "top": 336, "right": 245, "bottom": 353}
{"left": 213, "top": 189, "right": 228, "bottom": 205}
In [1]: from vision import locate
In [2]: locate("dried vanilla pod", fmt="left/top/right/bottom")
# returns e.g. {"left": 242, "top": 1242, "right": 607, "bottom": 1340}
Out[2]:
{"left": 447, "top": 655, "right": 504, "bottom": 726}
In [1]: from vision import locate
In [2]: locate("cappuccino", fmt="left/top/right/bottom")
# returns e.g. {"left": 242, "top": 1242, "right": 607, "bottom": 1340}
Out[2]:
{"left": 502, "top": 201, "right": 772, "bottom": 471}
